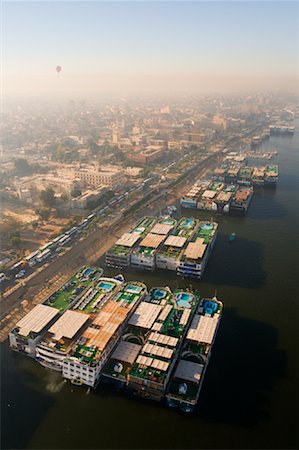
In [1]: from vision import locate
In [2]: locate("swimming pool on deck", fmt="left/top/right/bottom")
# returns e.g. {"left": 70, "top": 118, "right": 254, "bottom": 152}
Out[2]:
{"left": 201, "top": 223, "right": 213, "bottom": 231}
{"left": 98, "top": 281, "right": 115, "bottom": 292}
{"left": 175, "top": 292, "right": 194, "bottom": 308}
{"left": 152, "top": 289, "right": 167, "bottom": 300}
{"left": 182, "top": 219, "right": 195, "bottom": 228}
{"left": 203, "top": 300, "right": 218, "bottom": 315}
{"left": 125, "top": 284, "right": 143, "bottom": 294}
{"left": 81, "top": 268, "right": 94, "bottom": 278}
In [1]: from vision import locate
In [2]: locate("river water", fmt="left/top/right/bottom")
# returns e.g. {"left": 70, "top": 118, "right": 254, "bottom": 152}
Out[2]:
{"left": 1, "top": 122, "right": 299, "bottom": 449}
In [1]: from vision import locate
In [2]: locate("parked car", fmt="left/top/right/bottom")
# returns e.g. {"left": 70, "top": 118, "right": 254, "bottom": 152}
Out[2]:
{"left": 15, "top": 270, "right": 26, "bottom": 279}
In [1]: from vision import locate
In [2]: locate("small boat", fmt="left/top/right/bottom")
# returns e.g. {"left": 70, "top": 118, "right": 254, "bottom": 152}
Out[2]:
{"left": 229, "top": 232, "right": 236, "bottom": 242}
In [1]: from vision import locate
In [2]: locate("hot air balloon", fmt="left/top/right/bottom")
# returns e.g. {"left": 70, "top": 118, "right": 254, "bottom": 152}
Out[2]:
{"left": 56, "top": 65, "right": 62, "bottom": 74}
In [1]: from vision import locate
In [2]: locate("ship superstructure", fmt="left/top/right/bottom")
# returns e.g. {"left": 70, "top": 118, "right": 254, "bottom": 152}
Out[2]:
{"left": 106, "top": 217, "right": 156, "bottom": 269}
{"left": 252, "top": 167, "right": 266, "bottom": 185}
{"left": 166, "top": 296, "right": 223, "bottom": 413}
{"left": 102, "top": 287, "right": 200, "bottom": 402}
{"left": 62, "top": 281, "right": 147, "bottom": 387}
{"left": 130, "top": 218, "right": 177, "bottom": 271}
{"left": 9, "top": 266, "right": 103, "bottom": 357}
{"left": 9, "top": 304, "right": 60, "bottom": 356}
{"left": 230, "top": 186, "right": 253, "bottom": 214}
{"left": 177, "top": 221, "right": 218, "bottom": 279}
{"left": 35, "top": 274, "right": 123, "bottom": 372}
{"left": 156, "top": 217, "right": 199, "bottom": 271}
{"left": 264, "top": 165, "right": 278, "bottom": 187}
{"left": 180, "top": 180, "right": 210, "bottom": 208}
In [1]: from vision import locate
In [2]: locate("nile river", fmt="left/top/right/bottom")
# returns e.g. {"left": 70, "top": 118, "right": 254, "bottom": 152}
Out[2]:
{"left": 1, "top": 121, "right": 299, "bottom": 449}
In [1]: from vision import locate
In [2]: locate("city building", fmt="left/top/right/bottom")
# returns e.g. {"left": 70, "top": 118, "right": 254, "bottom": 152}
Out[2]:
{"left": 75, "top": 168, "right": 124, "bottom": 189}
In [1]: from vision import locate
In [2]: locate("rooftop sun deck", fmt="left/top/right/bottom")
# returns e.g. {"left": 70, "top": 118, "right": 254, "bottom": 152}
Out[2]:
{"left": 166, "top": 297, "right": 223, "bottom": 403}
{"left": 44, "top": 267, "right": 104, "bottom": 312}
{"left": 69, "top": 282, "right": 147, "bottom": 364}
{"left": 179, "top": 222, "right": 217, "bottom": 263}
{"left": 132, "top": 217, "right": 157, "bottom": 235}
{"left": 174, "top": 218, "right": 199, "bottom": 239}
{"left": 103, "top": 288, "right": 200, "bottom": 383}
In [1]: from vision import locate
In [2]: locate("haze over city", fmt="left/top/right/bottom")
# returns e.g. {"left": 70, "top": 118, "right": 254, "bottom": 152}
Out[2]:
{"left": 1, "top": 2, "right": 299, "bottom": 450}
{"left": 2, "top": 1, "right": 299, "bottom": 99}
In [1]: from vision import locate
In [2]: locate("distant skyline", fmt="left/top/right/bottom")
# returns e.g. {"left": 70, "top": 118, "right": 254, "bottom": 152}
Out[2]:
{"left": 2, "top": 1, "right": 299, "bottom": 97}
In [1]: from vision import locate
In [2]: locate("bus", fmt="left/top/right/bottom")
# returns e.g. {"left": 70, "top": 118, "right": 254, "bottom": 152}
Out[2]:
{"left": 78, "top": 219, "right": 89, "bottom": 230}
{"left": 36, "top": 249, "right": 51, "bottom": 263}
{"left": 57, "top": 235, "right": 71, "bottom": 247}
{"left": 24, "top": 250, "right": 40, "bottom": 267}
{"left": 10, "top": 261, "right": 25, "bottom": 274}
{"left": 66, "top": 226, "right": 78, "bottom": 236}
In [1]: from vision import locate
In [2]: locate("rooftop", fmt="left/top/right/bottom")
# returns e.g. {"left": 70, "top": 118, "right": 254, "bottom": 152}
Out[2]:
{"left": 235, "top": 188, "right": 252, "bottom": 202}
{"left": 44, "top": 267, "right": 103, "bottom": 312}
{"left": 150, "top": 223, "right": 174, "bottom": 235}
{"left": 48, "top": 310, "right": 89, "bottom": 341}
{"left": 71, "top": 282, "right": 146, "bottom": 364}
{"left": 164, "top": 235, "right": 187, "bottom": 248}
{"left": 140, "top": 233, "right": 166, "bottom": 249}
{"left": 15, "top": 304, "right": 59, "bottom": 337}
{"left": 184, "top": 238, "right": 207, "bottom": 260}
{"left": 115, "top": 232, "right": 140, "bottom": 248}
{"left": 216, "top": 191, "right": 232, "bottom": 202}
{"left": 111, "top": 341, "right": 142, "bottom": 365}
{"left": 202, "top": 190, "right": 217, "bottom": 199}
{"left": 128, "top": 302, "right": 163, "bottom": 329}
{"left": 187, "top": 314, "right": 219, "bottom": 344}
{"left": 174, "top": 360, "right": 204, "bottom": 384}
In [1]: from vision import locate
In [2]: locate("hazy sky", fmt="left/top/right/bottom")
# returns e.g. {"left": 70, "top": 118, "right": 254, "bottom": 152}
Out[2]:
{"left": 2, "top": 1, "right": 299, "bottom": 97}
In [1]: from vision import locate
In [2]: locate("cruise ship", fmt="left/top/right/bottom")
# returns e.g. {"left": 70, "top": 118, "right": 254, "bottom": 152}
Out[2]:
{"left": 225, "top": 165, "right": 241, "bottom": 183}
{"left": 9, "top": 278, "right": 224, "bottom": 411}
{"left": 177, "top": 221, "right": 218, "bottom": 279}
{"left": 102, "top": 287, "right": 200, "bottom": 402}
{"left": 165, "top": 296, "right": 223, "bottom": 413}
{"left": 269, "top": 125, "right": 295, "bottom": 135}
{"left": 9, "top": 304, "right": 60, "bottom": 357}
{"left": 229, "top": 186, "right": 253, "bottom": 214}
{"left": 9, "top": 266, "right": 103, "bottom": 357}
{"left": 156, "top": 217, "right": 199, "bottom": 271}
{"left": 214, "top": 185, "right": 237, "bottom": 213}
{"left": 264, "top": 165, "right": 278, "bottom": 187}
{"left": 106, "top": 217, "right": 156, "bottom": 269}
{"left": 237, "top": 166, "right": 253, "bottom": 186}
{"left": 181, "top": 180, "right": 236, "bottom": 214}
{"left": 106, "top": 215, "right": 218, "bottom": 277}
{"left": 196, "top": 182, "right": 236, "bottom": 213}
{"left": 35, "top": 274, "right": 123, "bottom": 372}
{"left": 130, "top": 218, "right": 177, "bottom": 271}
{"left": 251, "top": 167, "right": 266, "bottom": 186}
{"left": 180, "top": 180, "right": 210, "bottom": 209}
{"left": 196, "top": 181, "right": 225, "bottom": 212}
{"left": 62, "top": 281, "right": 147, "bottom": 387}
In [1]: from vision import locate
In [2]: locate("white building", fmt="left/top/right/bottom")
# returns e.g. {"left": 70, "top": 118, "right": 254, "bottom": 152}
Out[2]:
{"left": 75, "top": 168, "right": 124, "bottom": 189}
